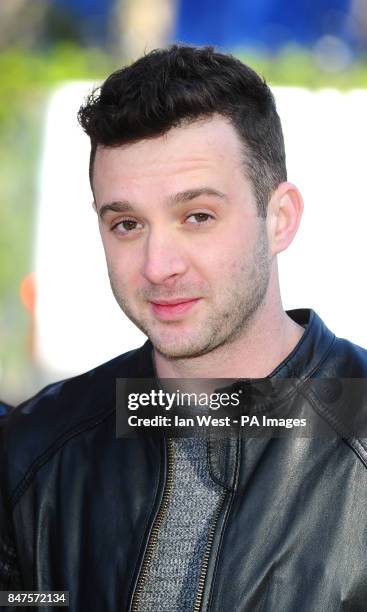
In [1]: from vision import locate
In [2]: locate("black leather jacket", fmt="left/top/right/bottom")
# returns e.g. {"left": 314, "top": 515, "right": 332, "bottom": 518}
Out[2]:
{"left": 1, "top": 309, "right": 367, "bottom": 611}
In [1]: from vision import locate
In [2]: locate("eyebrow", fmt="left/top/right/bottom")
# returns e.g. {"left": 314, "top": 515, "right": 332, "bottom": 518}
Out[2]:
{"left": 169, "top": 187, "right": 227, "bottom": 205}
{"left": 99, "top": 201, "right": 134, "bottom": 219}
{"left": 98, "top": 187, "right": 227, "bottom": 219}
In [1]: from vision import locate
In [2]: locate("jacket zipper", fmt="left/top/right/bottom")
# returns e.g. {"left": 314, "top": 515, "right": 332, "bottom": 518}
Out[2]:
{"left": 193, "top": 490, "right": 227, "bottom": 612}
{"left": 130, "top": 436, "right": 175, "bottom": 612}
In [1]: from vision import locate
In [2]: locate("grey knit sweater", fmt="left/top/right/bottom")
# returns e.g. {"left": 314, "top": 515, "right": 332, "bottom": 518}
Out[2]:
{"left": 138, "top": 437, "right": 224, "bottom": 611}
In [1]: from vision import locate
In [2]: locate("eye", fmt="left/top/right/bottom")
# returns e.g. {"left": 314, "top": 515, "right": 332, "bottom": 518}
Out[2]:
{"left": 185, "top": 212, "right": 214, "bottom": 225}
{"left": 112, "top": 219, "right": 143, "bottom": 235}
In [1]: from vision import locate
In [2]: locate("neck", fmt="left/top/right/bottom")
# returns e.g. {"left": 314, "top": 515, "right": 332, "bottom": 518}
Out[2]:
{"left": 153, "top": 271, "right": 304, "bottom": 380}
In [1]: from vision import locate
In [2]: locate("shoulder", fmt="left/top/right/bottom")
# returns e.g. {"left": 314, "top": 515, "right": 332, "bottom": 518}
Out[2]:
{"left": 326, "top": 333, "right": 367, "bottom": 377}
{"left": 7, "top": 341, "right": 151, "bottom": 430}
{"left": 309, "top": 332, "right": 367, "bottom": 462}
{"left": 0, "top": 341, "right": 153, "bottom": 499}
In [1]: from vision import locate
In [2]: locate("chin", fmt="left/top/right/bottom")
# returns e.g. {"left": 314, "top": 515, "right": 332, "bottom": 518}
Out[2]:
{"left": 132, "top": 314, "right": 217, "bottom": 359}
{"left": 151, "top": 333, "right": 217, "bottom": 360}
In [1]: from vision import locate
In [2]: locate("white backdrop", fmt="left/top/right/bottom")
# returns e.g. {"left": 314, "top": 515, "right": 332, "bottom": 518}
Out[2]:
{"left": 33, "top": 82, "right": 367, "bottom": 379}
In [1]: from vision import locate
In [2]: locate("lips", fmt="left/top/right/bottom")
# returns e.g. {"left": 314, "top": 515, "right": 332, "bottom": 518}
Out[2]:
{"left": 150, "top": 298, "right": 201, "bottom": 320}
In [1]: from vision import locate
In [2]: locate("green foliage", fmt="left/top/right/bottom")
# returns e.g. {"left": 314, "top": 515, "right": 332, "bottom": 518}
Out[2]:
{"left": 0, "top": 44, "right": 114, "bottom": 126}
{"left": 0, "top": 45, "right": 115, "bottom": 299}
{"left": 241, "top": 46, "right": 367, "bottom": 89}
{"left": 0, "top": 44, "right": 115, "bottom": 399}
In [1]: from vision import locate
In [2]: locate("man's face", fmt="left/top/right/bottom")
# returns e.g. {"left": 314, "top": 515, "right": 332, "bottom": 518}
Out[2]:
{"left": 93, "top": 116, "right": 271, "bottom": 359}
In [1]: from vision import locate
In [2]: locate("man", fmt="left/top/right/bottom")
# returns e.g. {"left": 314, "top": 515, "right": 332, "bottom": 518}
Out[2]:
{"left": 1, "top": 45, "right": 367, "bottom": 611}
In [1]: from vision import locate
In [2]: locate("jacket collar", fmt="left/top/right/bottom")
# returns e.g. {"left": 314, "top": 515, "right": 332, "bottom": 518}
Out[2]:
{"left": 130, "top": 308, "right": 335, "bottom": 393}
{"left": 270, "top": 308, "right": 335, "bottom": 382}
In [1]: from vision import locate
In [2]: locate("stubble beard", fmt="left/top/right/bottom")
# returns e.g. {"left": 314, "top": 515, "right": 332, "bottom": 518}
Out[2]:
{"left": 108, "top": 224, "right": 270, "bottom": 360}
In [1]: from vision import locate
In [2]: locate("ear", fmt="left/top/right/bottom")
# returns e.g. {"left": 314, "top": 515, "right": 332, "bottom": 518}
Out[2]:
{"left": 266, "top": 182, "right": 304, "bottom": 256}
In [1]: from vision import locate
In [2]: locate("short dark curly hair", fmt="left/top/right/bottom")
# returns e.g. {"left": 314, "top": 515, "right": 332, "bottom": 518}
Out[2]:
{"left": 78, "top": 45, "right": 287, "bottom": 217}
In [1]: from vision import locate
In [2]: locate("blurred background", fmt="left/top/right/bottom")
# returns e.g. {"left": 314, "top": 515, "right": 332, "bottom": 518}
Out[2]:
{"left": 1, "top": 0, "right": 367, "bottom": 407}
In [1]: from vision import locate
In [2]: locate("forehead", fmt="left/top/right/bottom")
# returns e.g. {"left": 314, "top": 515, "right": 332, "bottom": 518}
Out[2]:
{"left": 92, "top": 116, "right": 246, "bottom": 203}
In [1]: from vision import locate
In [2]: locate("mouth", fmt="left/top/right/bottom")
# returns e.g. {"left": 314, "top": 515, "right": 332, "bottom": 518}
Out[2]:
{"left": 149, "top": 298, "right": 201, "bottom": 320}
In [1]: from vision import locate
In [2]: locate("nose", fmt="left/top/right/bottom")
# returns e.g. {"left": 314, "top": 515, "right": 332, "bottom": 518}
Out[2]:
{"left": 141, "top": 226, "right": 188, "bottom": 285}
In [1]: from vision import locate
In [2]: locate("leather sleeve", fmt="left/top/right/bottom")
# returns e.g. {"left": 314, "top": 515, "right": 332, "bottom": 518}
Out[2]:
{"left": 0, "top": 420, "right": 22, "bottom": 591}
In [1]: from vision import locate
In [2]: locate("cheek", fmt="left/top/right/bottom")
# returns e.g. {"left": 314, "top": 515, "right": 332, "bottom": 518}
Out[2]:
{"left": 208, "top": 232, "right": 251, "bottom": 273}
{"left": 197, "top": 250, "right": 239, "bottom": 289}
{"left": 105, "top": 252, "right": 134, "bottom": 290}
{"left": 217, "top": 214, "right": 254, "bottom": 253}
{"left": 102, "top": 238, "right": 142, "bottom": 282}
